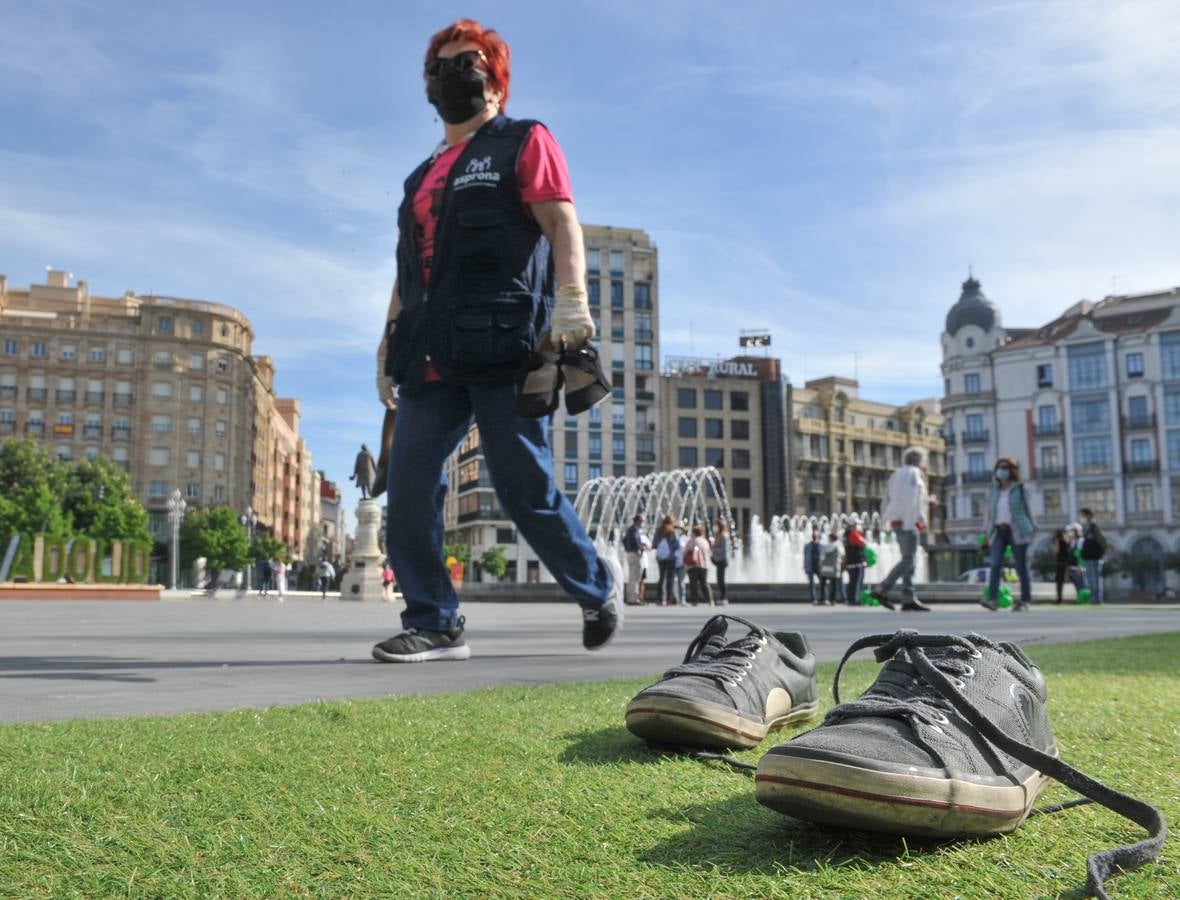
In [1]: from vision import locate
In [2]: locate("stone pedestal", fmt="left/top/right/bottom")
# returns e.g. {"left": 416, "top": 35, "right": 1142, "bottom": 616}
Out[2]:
{"left": 340, "top": 499, "right": 386, "bottom": 602}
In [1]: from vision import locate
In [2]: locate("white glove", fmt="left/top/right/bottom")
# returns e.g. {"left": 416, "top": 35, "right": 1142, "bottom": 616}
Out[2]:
{"left": 376, "top": 334, "right": 397, "bottom": 409}
{"left": 545, "top": 284, "right": 594, "bottom": 349}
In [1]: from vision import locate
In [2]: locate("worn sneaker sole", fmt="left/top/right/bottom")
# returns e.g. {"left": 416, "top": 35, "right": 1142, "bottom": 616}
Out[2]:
{"left": 754, "top": 747, "right": 1055, "bottom": 837}
{"left": 625, "top": 693, "right": 820, "bottom": 751}
{"left": 371, "top": 643, "right": 472, "bottom": 663}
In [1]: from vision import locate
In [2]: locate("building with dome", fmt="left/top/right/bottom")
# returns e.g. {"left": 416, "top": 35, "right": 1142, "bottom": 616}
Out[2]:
{"left": 940, "top": 275, "right": 1180, "bottom": 592}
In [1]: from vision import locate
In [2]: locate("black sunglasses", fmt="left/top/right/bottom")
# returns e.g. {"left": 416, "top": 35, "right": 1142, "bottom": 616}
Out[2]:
{"left": 425, "top": 50, "right": 486, "bottom": 78}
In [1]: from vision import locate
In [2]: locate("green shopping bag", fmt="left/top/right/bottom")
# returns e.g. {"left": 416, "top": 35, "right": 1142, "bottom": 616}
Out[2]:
{"left": 860, "top": 589, "right": 880, "bottom": 607}
{"left": 1078, "top": 588, "right": 1092, "bottom": 605}
{"left": 864, "top": 546, "right": 878, "bottom": 566}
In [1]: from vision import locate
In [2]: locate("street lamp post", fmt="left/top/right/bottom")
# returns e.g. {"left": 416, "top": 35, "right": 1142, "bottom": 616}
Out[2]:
{"left": 166, "top": 489, "right": 187, "bottom": 590}
{"left": 239, "top": 507, "right": 257, "bottom": 592}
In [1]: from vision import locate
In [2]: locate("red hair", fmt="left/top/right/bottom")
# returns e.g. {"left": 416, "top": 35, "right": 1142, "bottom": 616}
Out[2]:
{"left": 425, "top": 19, "right": 511, "bottom": 111}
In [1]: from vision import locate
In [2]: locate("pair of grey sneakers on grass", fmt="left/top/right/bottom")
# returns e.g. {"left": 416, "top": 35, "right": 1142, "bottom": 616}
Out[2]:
{"left": 625, "top": 615, "right": 1165, "bottom": 898}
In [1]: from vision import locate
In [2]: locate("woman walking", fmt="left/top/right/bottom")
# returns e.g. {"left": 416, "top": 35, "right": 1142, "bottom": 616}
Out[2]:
{"left": 273, "top": 558, "right": 287, "bottom": 602}
{"left": 372, "top": 19, "right": 623, "bottom": 662}
{"left": 653, "top": 515, "right": 681, "bottom": 606}
{"left": 981, "top": 457, "right": 1037, "bottom": 612}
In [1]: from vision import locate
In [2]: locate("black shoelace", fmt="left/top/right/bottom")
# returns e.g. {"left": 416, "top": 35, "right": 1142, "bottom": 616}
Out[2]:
{"left": 831, "top": 631, "right": 1166, "bottom": 899}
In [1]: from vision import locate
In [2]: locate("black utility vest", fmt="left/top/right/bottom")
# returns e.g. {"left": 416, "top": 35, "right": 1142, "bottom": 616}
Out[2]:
{"left": 386, "top": 116, "right": 554, "bottom": 394}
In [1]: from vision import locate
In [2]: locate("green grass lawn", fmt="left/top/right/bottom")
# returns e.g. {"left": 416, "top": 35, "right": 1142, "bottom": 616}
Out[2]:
{"left": 1, "top": 634, "right": 1177, "bottom": 898}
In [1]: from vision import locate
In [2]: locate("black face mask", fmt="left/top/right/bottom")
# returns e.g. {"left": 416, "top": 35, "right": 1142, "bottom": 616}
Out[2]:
{"left": 427, "top": 68, "right": 488, "bottom": 124}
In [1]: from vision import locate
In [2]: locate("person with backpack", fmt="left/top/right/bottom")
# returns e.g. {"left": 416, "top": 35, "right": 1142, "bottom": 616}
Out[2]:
{"left": 1079, "top": 507, "right": 1108, "bottom": 605}
{"left": 653, "top": 515, "right": 682, "bottom": 606}
{"left": 682, "top": 524, "right": 714, "bottom": 607}
{"left": 621, "top": 514, "right": 651, "bottom": 606}
{"left": 711, "top": 522, "right": 731, "bottom": 606}
{"left": 980, "top": 457, "right": 1038, "bottom": 612}
{"left": 817, "top": 530, "right": 844, "bottom": 606}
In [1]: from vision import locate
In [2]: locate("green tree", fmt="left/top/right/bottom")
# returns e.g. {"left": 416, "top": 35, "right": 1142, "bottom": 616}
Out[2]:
{"left": 479, "top": 545, "right": 508, "bottom": 580}
{"left": 61, "top": 456, "right": 152, "bottom": 544}
{"left": 180, "top": 507, "right": 250, "bottom": 573}
{"left": 249, "top": 532, "right": 287, "bottom": 563}
{"left": 0, "top": 437, "right": 71, "bottom": 542}
{"left": 1110, "top": 549, "right": 1160, "bottom": 592}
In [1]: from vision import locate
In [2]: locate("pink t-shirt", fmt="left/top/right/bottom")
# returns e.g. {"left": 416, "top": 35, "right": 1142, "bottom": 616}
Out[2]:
{"left": 410, "top": 123, "right": 573, "bottom": 381}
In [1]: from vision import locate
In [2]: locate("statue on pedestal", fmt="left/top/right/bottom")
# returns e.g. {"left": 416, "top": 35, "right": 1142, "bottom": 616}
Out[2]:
{"left": 351, "top": 444, "right": 378, "bottom": 500}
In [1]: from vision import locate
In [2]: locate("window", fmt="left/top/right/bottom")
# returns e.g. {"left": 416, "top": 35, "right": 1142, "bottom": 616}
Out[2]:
{"left": 188, "top": 417, "right": 202, "bottom": 436}
{"left": 678, "top": 417, "right": 698, "bottom": 438}
{"left": 219, "top": 324, "right": 229, "bottom": 338}
{"left": 189, "top": 384, "right": 204, "bottom": 402}
{"left": 679, "top": 446, "right": 698, "bottom": 468}
{"left": 964, "top": 373, "right": 981, "bottom": 394}
{"left": 1037, "top": 405, "right": 1058, "bottom": 431}
{"left": 677, "top": 388, "right": 697, "bottom": 409}
{"left": 496, "top": 528, "right": 517, "bottom": 544}
{"left": 1043, "top": 488, "right": 1061, "bottom": 516}
{"left": 154, "top": 350, "right": 172, "bottom": 366}
{"left": 565, "top": 431, "right": 579, "bottom": 458}
{"left": 191, "top": 320, "right": 205, "bottom": 336}
{"left": 1126, "top": 352, "right": 1145, "bottom": 378}
{"left": 1041, "top": 445, "right": 1060, "bottom": 470}
{"left": 586, "top": 248, "right": 600, "bottom": 272}
{"left": 84, "top": 446, "right": 99, "bottom": 460}
{"left": 634, "top": 282, "right": 651, "bottom": 310}
{"left": 151, "top": 381, "right": 173, "bottom": 399}
{"left": 634, "top": 344, "right": 652, "bottom": 370}
{"left": 215, "top": 419, "right": 227, "bottom": 437}
{"left": 970, "top": 493, "right": 986, "bottom": 518}
{"left": 609, "top": 249, "right": 624, "bottom": 274}
{"left": 2, "top": 340, "right": 16, "bottom": 355}
{"left": 1076, "top": 484, "right": 1115, "bottom": 517}
{"left": 587, "top": 280, "right": 600, "bottom": 307}
{"left": 185, "top": 483, "right": 200, "bottom": 499}
{"left": 563, "top": 463, "right": 578, "bottom": 488}
{"left": 149, "top": 448, "right": 170, "bottom": 466}
{"left": 191, "top": 354, "right": 205, "bottom": 371}
{"left": 1071, "top": 396, "right": 1110, "bottom": 434}
{"left": 731, "top": 478, "right": 751, "bottom": 499}
{"left": 703, "top": 389, "right": 723, "bottom": 410}
{"left": 116, "top": 347, "right": 133, "bottom": 364}
{"left": 150, "top": 414, "right": 172, "bottom": 433}
{"left": 610, "top": 280, "right": 624, "bottom": 310}
{"left": 216, "top": 387, "right": 228, "bottom": 405}
{"left": 32, "top": 342, "right": 47, "bottom": 358}
{"left": 965, "top": 337, "right": 975, "bottom": 349}
{"left": 213, "top": 485, "right": 226, "bottom": 501}
{"left": 56, "top": 411, "right": 73, "bottom": 425}
{"left": 1130, "top": 438, "right": 1152, "bottom": 464}
{"left": 1134, "top": 484, "right": 1156, "bottom": 512}
{"left": 112, "top": 447, "right": 128, "bottom": 464}
{"left": 149, "top": 481, "right": 168, "bottom": 497}
{"left": 730, "top": 391, "right": 749, "bottom": 411}
{"left": 612, "top": 435, "right": 625, "bottom": 460}
{"left": 968, "top": 452, "right": 987, "bottom": 473}
{"left": 731, "top": 419, "right": 750, "bottom": 440}
{"left": 1036, "top": 364, "right": 1053, "bottom": 388}
{"left": 705, "top": 447, "right": 724, "bottom": 467}
{"left": 1068, "top": 342, "right": 1108, "bottom": 390}
{"left": 214, "top": 452, "right": 226, "bottom": 471}
{"left": 1162, "top": 332, "right": 1180, "bottom": 380}
{"left": 965, "top": 413, "right": 984, "bottom": 437}
{"left": 588, "top": 464, "right": 602, "bottom": 480}
{"left": 612, "top": 402, "right": 626, "bottom": 428}
{"left": 1074, "top": 436, "right": 1112, "bottom": 474}
{"left": 60, "top": 343, "right": 76, "bottom": 360}
{"left": 705, "top": 418, "right": 723, "bottom": 439}
{"left": 158, "top": 316, "right": 173, "bottom": 334}
{"left": 216, "top": 357, "right": 229, "bottom": 373}
{"left": 732, "top": 448, "right": 751, "bottom": 469}
{"left": 588, "top": 433, "right": 602, "bottom": 459}
{"left": 634, "top": 312, "right": 652, "bottom": 340}
{"left": 186, "top": 450, "right": 200, "bottom": 468}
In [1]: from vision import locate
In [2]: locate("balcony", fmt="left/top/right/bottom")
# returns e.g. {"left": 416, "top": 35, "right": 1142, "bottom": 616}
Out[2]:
{"left": 1122, "top": 414, "right": 1157, "bottom": 432}
{"left": 637, "top": 451, "right": 655, "bottom": 463}
{"left": 25, "top": 422, "right": 45, "bottom": 435}
{"left": 85, "top": 391, "right": 104, "bottom": 405}
{"left": 942, "top": 433, "right": 956, "bottom": 446}
{"left": 1127, "top": 509, "right": 1164, "bottom": 525}
{"left": 961, "top": 471, "right": 993, "bottom": 484}
{"left": 961, "top": 430, "right": 991, "bottom": 445}
{"left": 634, "top": 359, "right": 654, "bottom": 371}
{"left": 634, "top": 329, "right": 654, "bottom": 342}
{"left": 0, "top": 385, "right": 14, "bottom": 400}
{"left": 635, "top": 390, "right": 655, "bottom": 403}
{"left": 27, "top": 387, "right": 47, "bottom": 402}
{"left": 83, "top": 424, "right": 102, "bottom": 438}
{"left": 113, "top": 392, "right": 133, "bottom": 406}
{"left": 111, "top": 426, "right": 131, "bottom": 440}
{"left": 1037, "top": 465, "right": 1068, "bottom": 480}
{"left": 1125, "top": 458, "right": 1160, "bottom": 474}
{"left": 943, "top": 390, "right": 996, "bottom": 407}
{"left": 610, "top": 327, "right": 625, "bottom": 340}
{"left": 55, "top": 390, "right": 76, "bottom": 404}
{"left": 1033, "top": 423, "right": 1063, "bottom": 438}
{"left": 0, "top": 421, "right": 14, "bottom": 435}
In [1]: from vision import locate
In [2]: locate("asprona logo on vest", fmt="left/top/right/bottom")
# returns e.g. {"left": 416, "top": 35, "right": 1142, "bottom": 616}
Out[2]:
{"left": 453, "top": 155, "right": 501, "bottom": 190}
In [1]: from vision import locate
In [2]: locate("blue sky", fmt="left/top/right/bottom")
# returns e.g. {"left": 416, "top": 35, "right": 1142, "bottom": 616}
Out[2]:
{"left": 3, "top": 0, "right": 1177, "bottom": 513}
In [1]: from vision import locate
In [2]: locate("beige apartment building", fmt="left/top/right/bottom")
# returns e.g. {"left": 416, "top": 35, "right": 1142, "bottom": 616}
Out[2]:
{"left": 443, "top": 224, "right": 661, "bottom": 582}
{"left": 659, "top": 355, "right": 789, "bottom": 536}
{"left": 791, "top": 376, "right": 947, "bottom": 533}
{"left": 0, "top": 270, "right": 321, "bottom": 561}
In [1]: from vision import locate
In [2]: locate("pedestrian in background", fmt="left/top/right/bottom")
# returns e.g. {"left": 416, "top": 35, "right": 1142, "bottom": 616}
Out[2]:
{"left": 1079, "top": 508, "right": 1108, "bottom": 605}
{"left": 317, "top": 559, "right": 336, "bottom": 600}
{"left": 981, "top": 457, "right": 1037, "bottom": 612}
{"left": 870, "top": 446, "right": 932, "bottom": 612}
{"left": 654, "top": 515, "right": 681, "bottom": 606}
{"left": 258, "top": 557, "right": 272, "bottom": 597}
{"left": 817, "top": 530, "right": 844, "bottom": 606}
{"left": 273, "top": 558, "right": 287, "bottom": 602}
{"left": 683, "top": 524, "right": 714, "bottom": 607}
{"left": 803, "top": 529, "right": 823, "bottom": 604}
{"left": 621, "top": 514, "right": 651, "bottom": 606}
{"left": 673, "top": 525, "right": 689, "bottom": 606}
{"left": 843, "top": 517, "right": 868, "bottom": 606}
{"left": 1052, "top": 527, "right": 1081, "bottom": 603}
{"left": 711, "top": 521, "right": 731, "bottom": 606}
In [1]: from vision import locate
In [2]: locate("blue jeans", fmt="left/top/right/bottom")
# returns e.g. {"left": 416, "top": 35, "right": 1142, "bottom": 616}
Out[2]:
{"left": 1085, "top": 559, "right": 1104, "bottom": 604}
{"left": 988, "top": 526, "right": 1031, "bottom": 605}
{"left": 845, "top": 565, "right": 865, "bottom": 605}
{"left": 385, "top": 380, "right": 609, "bottom": 631}
{"left": 806, "top": 572, "right": 817, "bottom": 603}
{"left": 879, "top": 529, "right": 918, "bottom": 598}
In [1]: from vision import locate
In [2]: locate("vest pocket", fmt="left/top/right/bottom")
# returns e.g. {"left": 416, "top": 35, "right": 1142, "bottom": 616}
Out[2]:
{"left": 444, "top": 294, "right": 536, "bottom": 371}
{"left": 386, "top": 303, "right": 424, "bottom": 382}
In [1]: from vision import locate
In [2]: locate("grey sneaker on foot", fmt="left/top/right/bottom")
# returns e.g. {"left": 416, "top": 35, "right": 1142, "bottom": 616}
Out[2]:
{"left": 372, "top": 616, "right": 470, "bottom": 663}
{"left": 755, "top": 630, "right": 1165, "bottom": 898}
{"left": 626, "top": 614, "right": 819, "bottom": 750}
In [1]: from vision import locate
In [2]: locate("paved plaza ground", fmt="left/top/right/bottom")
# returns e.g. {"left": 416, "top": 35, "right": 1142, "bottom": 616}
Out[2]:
{"left": 1, "top": 596, "right": 1176, "bottom": 723}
